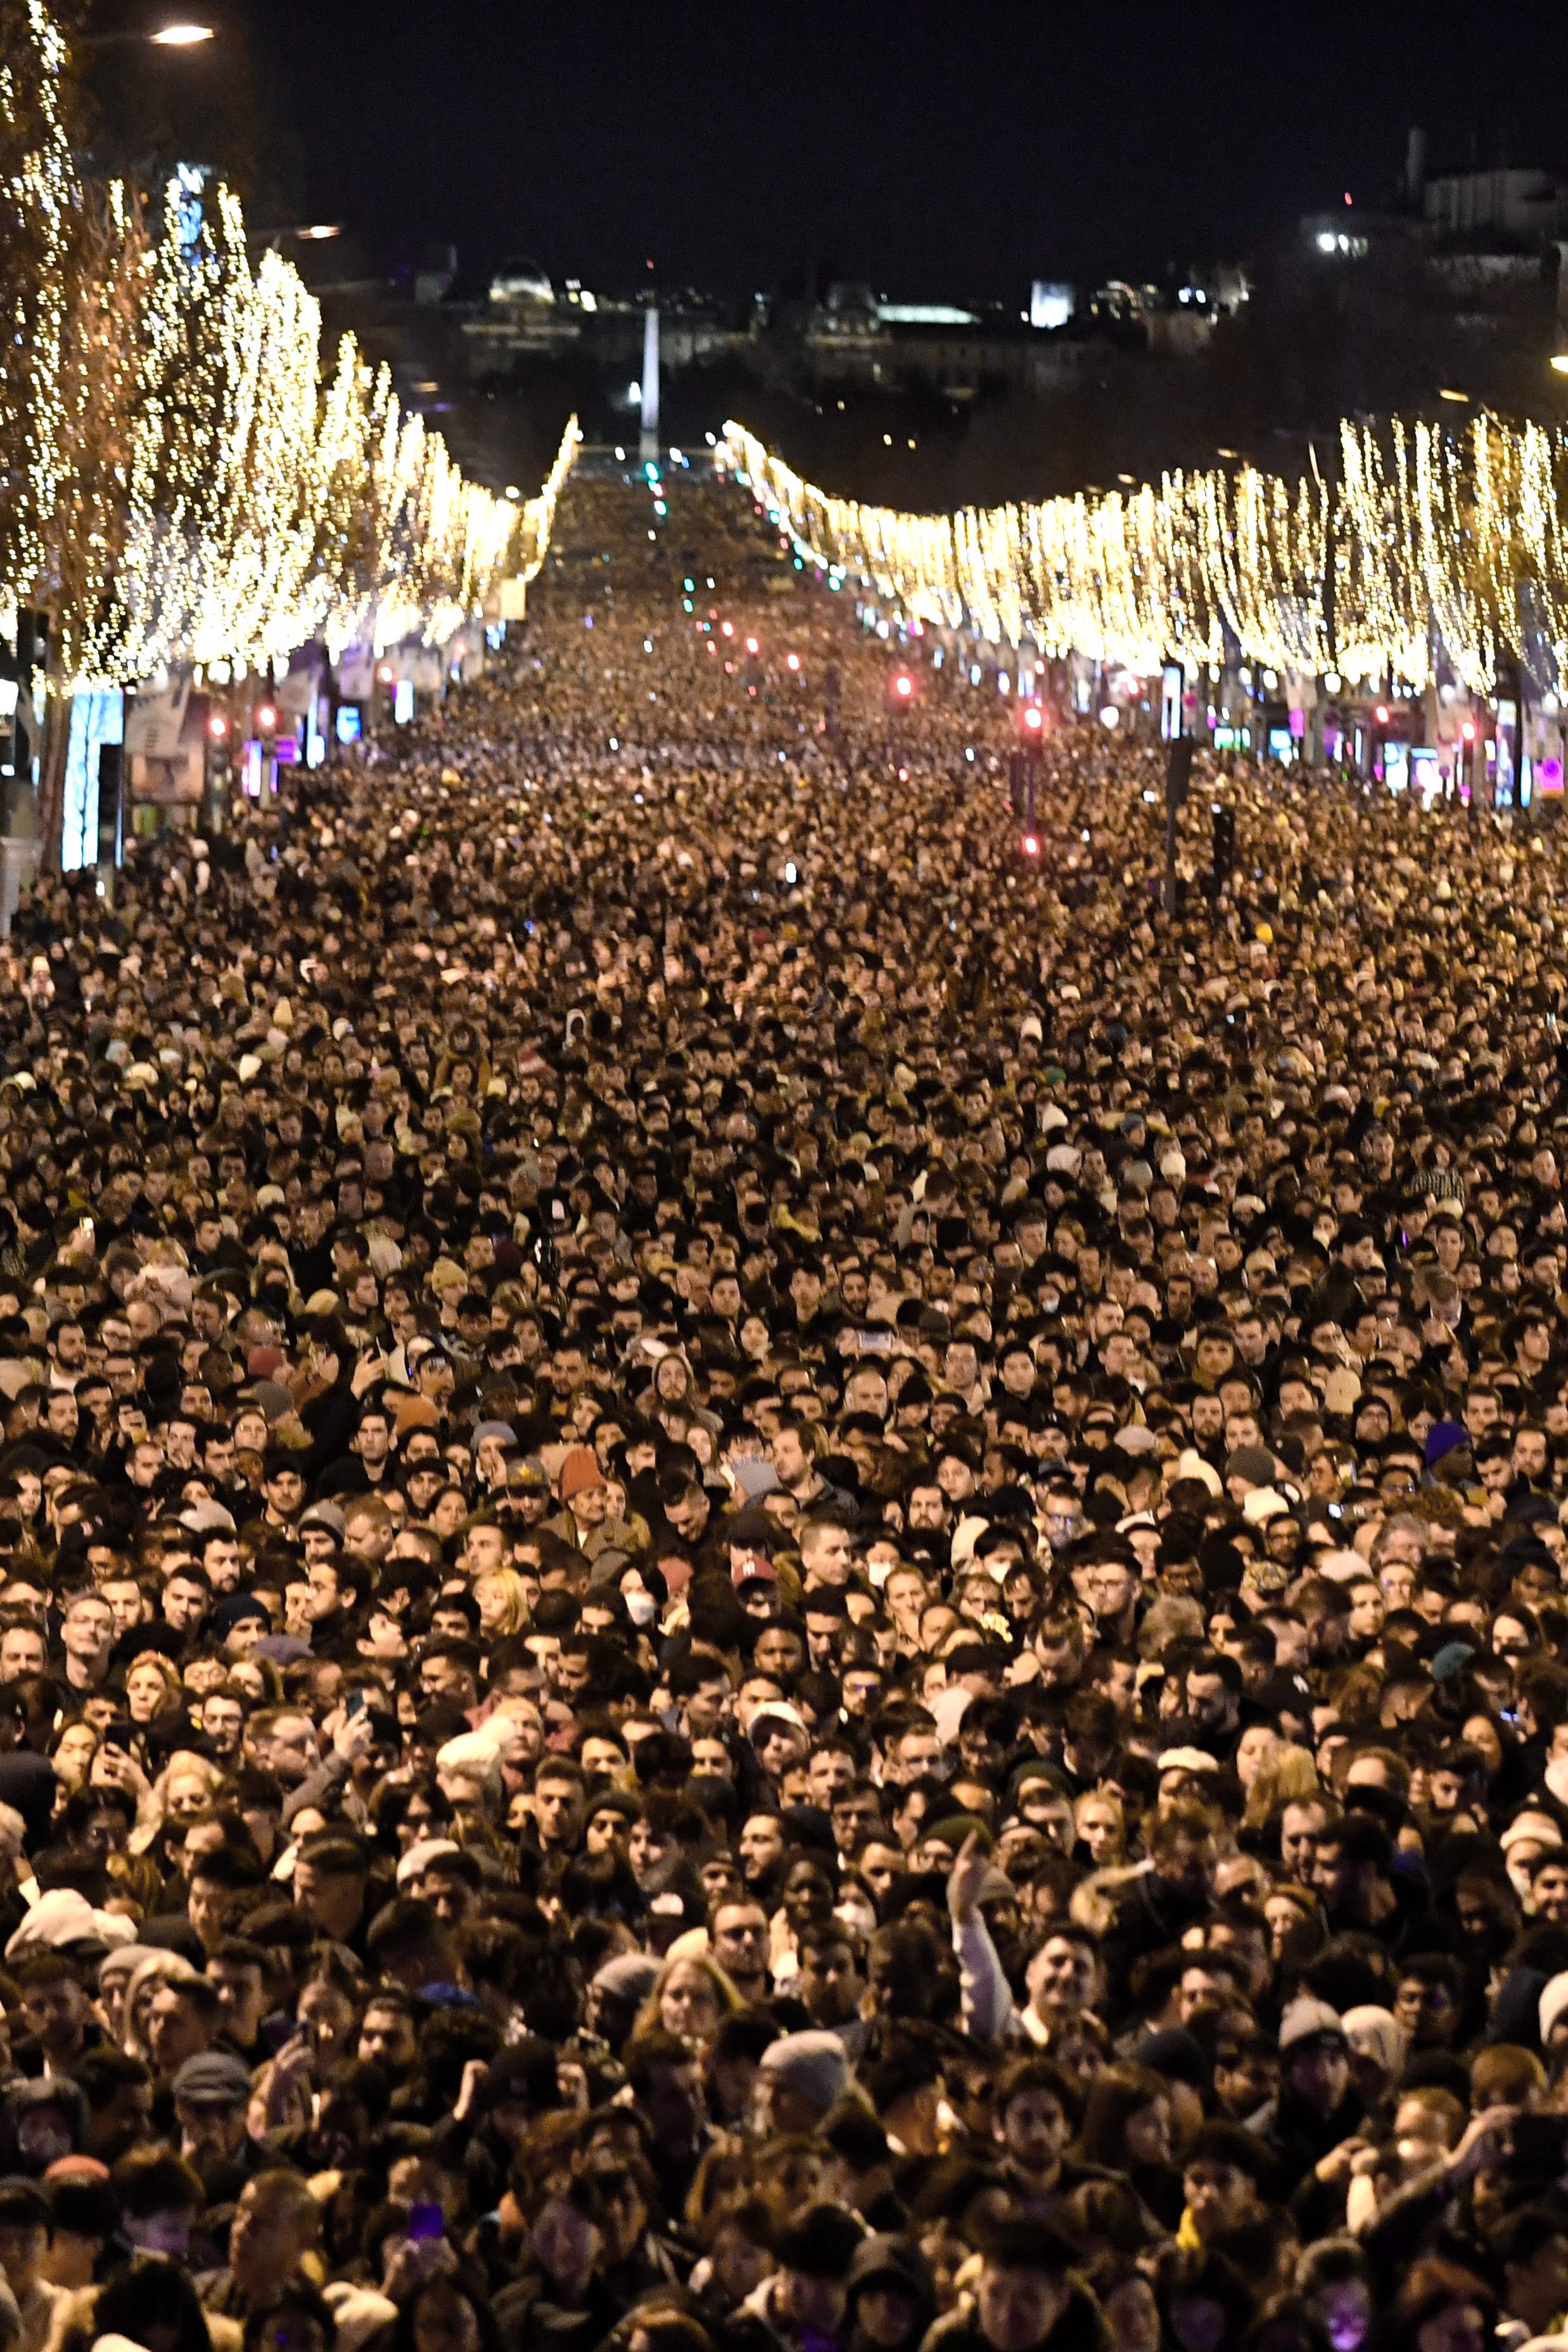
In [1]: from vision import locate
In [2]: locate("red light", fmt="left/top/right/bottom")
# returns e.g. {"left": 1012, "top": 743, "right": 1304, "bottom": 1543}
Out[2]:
{"left": 786, "top": 653, "right": 801, "bottom": 672}
{"left": 378, "top": 664, "right": 393, "bottom": 684}
{"left": 720, "top": 621, "right": 734, "bottom": 637}
{"left": 256, "top": 704, "right": 276, "bottom": 731}
{"left": 1022, "top": 834, "right": 1041, "bottom": 857}
{"left": 893, "top": 674, "right": 914, "bottom": 698}
{"left": 1375, "top": 704, "right": 1390, "bottom": 725}
{"left": 1460, "top": 720, "right": 1476, "bottom": 742}
{"left": 208, "top": 713, "right": 228, "bottom": 740}
{"left": 1023, "top": 705, "right": 1043, "bottom": 731}
{"left": 744, "top": 636, "right": 759, "bottom": 655}
{"left": 897, "top": 766, "right": 910, "bottom": 782}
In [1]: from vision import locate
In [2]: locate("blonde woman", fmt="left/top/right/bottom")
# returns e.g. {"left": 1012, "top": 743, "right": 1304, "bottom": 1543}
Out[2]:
{"left": 124, "top": 1651, "right": 183, "bottom": 1726}
{"left": 130, "top": 1749, "right": 225, "bottom": 1858}
{"left": 1241, "top": 1742, "right": 1321, "bottom": 1838}
{"left": 632, "top": 1952, "right": 744, "bottom": 2052}
{"left": 119, "top": 1950, "right": 206, "bottom": 2061}
{"left": 1074, "top": 1790, "right": 1128, "bottom": 1868}
{"left": 473, "top": 1568, "right": 530, "bottom": 1639}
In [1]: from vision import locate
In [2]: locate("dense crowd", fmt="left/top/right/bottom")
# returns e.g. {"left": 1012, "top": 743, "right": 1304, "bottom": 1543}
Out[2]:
{"left": 0, "top": 467, "right": 1564, "bottom": 2352}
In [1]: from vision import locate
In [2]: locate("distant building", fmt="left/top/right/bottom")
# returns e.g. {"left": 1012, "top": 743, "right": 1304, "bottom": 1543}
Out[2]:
{"left": 1299, "top": 155, "right": 1565, "bottom": 341}
{"left": 1424, "top": 168, "right": 1565, "bottom": 241}
{"left": 877, "top": 302, "right": 980, "bottom": 327}
{"left": 1030, "top": 281, "right": 1074, "bottom": 331}
{"left": 800, "top": 297, "right": 1087, "bottom": 396}
{"left": 490, "top": 257, "right": 554, "bottom": 305}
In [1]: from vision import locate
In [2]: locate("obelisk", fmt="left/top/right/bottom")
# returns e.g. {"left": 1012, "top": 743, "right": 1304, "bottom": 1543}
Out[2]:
{"left": 640, "top": 307, "right": 660, "bottom": 464}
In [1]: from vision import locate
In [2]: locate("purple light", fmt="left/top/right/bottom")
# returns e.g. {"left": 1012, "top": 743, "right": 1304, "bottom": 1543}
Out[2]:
{"left": 1541, "top": 756, "right": 1564, "bottom": 790}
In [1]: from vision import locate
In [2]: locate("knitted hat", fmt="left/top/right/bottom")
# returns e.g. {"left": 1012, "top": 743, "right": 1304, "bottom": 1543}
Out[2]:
{"left": 1341, "top": 2005, "right": 1408, "bottom": 2076}
{"left": 559, "top": 1447, "right": 606, "bottom": 1500}
{"left": 591, "top": 1953, "right": 660, "bottom": 2006}
{"left": 758, "top": 2029, "right": 852, "bottom": 2117}
{"left": 1280, "top": 1993, "right": 1348, "bottom": 2054}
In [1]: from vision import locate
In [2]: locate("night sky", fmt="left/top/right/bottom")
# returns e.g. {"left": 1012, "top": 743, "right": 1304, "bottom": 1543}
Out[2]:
{"left": 228, "top": 0, "right": 1564, "bottom": 301}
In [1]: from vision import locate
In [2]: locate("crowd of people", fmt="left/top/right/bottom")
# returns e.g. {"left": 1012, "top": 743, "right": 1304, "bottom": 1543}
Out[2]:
{"left": 0, "top": 463, "right": 1563, "bottom": 2352}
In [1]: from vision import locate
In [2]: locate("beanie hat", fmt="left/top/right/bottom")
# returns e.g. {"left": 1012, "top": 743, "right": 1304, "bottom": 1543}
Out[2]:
{"left": 1225, "top": 1445, "right": 1277, "bottom": 1488}
{"left": 758, "top": 2028, "right": 852, "bottom": 2117}
{"left": 1341, "top": 2005, "right": 1408, "bottom": 2076}
{"left": 559, "top": 1447, "right": 606, "bottom": 1501}
{"left": 1280, "top": 1993, "right": 1348, "bottom": 2054}
{"left": 1130, "top": 2028, "right": 1208, "bottom": 2090}
{"left": 1425, "top": 1420, "right": 1470, "bottom": 1467}
{"left": 209, "top": 1595, "right": 271, "bottom": 1637}
{"left": 591, "top": 1953, "right": 660, "bottom": 2006}
{"left": 5, "top": 1889, "right": 136, "bottom": 1959}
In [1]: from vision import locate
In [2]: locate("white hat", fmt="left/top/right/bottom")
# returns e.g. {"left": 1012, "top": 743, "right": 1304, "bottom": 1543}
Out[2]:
{"left": 395, "top": 1838, "right": 464, "bottom": 1888}
{"left": 1341, "top": 2004, "right": 1408, "bottom": 2075}
{"left": 1502, "top": 1813, "right": 1564, "bottom": 1855}
{"left": 1241, "top": 1486, "right": 1291, "bottom": 1524}
{"left": 6, "top": 1888, "right": 137, "bottom": 1959}
{"left": 1173, "top": 1449, "right": 1222, "bottom": 1497}
{"left": 1315, "top": 1548, "right": 1370, "bottom": 1584}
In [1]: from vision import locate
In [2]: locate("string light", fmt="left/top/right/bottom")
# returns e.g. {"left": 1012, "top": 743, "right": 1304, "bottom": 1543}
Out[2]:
{"left": 721, "top": 414, "right": 1568, "bottom": 694}
{"left": 0, "top": 2, "right": 578, "bottom": 690}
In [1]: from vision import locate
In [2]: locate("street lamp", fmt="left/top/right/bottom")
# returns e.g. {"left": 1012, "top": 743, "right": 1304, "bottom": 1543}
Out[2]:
{"left": 1552, "top": 355, "right": 1568, "bottom": 374}
{"left": 80, "top": 21, "right": 215, "bottom": 44}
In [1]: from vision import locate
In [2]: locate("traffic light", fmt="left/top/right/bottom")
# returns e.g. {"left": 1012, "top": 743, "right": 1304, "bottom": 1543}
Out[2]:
{"left": 1161, "top": 739, "right": 1194, "bottom": 917}
{"left": 1016, "top": 700, "right": 1046, "bottom": 750}
{"left": 1212, "top": 802, "right": 1236, "bottom": 893}
{"left": 887, "top": 670, "right": 915, "bottom": 707}
{"left": 1021, "top": 831, "right": 1041, "bottom": 860}
{"left": 96, "top": 745, "right": 124, "bottom": 869}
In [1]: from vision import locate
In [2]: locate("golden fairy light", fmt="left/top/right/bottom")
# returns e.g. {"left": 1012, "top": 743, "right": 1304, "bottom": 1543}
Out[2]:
{"left": 722, "top": 415, "right": 1568, "bottom": 694}
{"left": 0, "top": 0, "right": 577, "bottom": 693}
